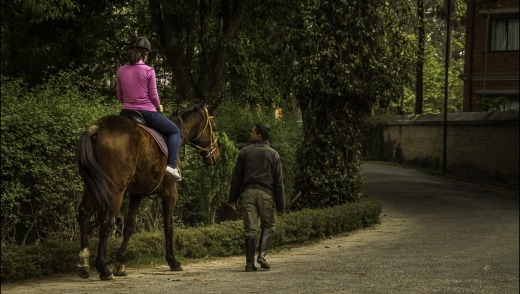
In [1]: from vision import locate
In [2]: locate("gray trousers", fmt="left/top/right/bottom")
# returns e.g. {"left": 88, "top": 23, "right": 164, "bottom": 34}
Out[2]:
{"left": 240, "top": 188, "right": 275, "bottom": 238}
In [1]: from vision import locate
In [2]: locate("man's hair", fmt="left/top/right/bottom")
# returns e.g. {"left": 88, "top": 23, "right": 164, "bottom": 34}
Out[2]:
{"left": 254, "top": 123, "right": 271, "bottom": 140}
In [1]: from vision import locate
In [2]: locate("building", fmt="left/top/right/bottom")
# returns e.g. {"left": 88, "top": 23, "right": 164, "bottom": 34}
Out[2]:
{"left": 462, "top": 0, "right": 519, "bottom": 111}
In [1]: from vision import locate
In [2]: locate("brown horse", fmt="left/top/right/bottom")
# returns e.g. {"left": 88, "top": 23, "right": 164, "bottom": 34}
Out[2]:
{"left": 75, "top": 104, "right": 220, "bottom": 280}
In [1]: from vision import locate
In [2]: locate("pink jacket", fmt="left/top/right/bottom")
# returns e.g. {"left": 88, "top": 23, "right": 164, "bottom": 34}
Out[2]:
{"left": 116, "top": 61, "right": 160, "bottom": 111}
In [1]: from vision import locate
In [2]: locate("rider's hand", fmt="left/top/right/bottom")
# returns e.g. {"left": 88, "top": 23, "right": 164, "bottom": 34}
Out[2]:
{"left": 157, "top": 104, "right": 164, "bottom": 113}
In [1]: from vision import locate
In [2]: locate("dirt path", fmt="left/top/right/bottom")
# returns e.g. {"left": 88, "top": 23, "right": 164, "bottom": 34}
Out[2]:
{"left": 2, "top": 162, "right": 518, "bottom": 294}
{"left": 1, "top": 220, "right": 407, "bottom": 294}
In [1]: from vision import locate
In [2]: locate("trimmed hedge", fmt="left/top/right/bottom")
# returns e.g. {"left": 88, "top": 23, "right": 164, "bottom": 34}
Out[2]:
{"left": 1, "top": 197, "right": 380, "bottom": 282}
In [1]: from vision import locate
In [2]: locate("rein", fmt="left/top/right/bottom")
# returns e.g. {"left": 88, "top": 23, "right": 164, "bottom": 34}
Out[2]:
{"left": 178, "top": 107, "right": 218, "bottom": 158}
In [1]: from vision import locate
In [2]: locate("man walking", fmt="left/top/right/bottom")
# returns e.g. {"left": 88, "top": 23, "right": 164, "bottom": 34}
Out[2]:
{"left": 228, "top": 123, "right": 285, "bottom": 272}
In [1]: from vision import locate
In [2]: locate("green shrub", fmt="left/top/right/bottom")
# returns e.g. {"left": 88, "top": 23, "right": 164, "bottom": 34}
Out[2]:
{"left": 1, "top": 73, "right": 304, "bottom": 244}
{"left": 1, "top": 71, "right": 118, "bottom": 245}
{"left": 1, "top": 197, "right": 381, "bottom": 282}
{"left": 175, "top": 132, "right": 240, "bottom": 226}
{"left": 173, "top": 100, "right": 302, "bottom": 226}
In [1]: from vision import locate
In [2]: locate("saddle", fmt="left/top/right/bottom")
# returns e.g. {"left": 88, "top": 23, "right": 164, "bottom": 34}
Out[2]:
{"left": 119, "top": 109, "right": 147, "bottom": 125}
{"left": 118, "top": 109, "right": 168, "bottom": 156}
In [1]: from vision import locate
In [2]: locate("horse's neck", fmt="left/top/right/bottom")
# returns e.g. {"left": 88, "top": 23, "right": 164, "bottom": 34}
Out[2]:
{"left": 180, "top": 118, "right": 198, "bottom": 147}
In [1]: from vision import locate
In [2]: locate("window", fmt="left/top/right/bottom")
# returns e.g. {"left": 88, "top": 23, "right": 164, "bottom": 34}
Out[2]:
{"left": 490, "top": 17, "right": 519, "bottom": 51}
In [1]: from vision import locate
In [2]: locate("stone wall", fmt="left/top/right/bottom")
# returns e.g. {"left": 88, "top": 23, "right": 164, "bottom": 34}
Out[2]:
{"left": 362, "top": 111, "right": 519, "bottom": 187}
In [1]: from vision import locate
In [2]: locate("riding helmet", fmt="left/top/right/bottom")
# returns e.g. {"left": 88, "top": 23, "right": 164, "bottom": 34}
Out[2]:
{"left": 133, "top": 37, "right": 151, "bottom": 52}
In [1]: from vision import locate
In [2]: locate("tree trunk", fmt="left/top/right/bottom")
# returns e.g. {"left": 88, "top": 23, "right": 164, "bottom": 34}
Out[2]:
{"left": 415, "top": 0, "right": 425, "bottom": 115}
{"left": 294, "top": 94, "right": 364, "bottom": 209}
{"left": 148, "top": 0, "right": 248, "bottom": 107}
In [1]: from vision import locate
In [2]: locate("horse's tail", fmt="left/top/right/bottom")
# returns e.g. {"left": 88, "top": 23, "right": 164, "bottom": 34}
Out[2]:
{"left": 76, "top": 124, "right": 113, "bottom": 225}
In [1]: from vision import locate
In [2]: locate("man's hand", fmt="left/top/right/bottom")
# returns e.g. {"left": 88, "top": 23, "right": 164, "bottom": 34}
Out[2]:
{"left": 229, "top": 202, "right": 237, "bottom": 211}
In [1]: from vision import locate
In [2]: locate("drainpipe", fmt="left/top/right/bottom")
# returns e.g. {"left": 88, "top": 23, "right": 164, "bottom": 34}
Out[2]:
{"left": 483, "top": 11, "right": 490, "bottom": 104}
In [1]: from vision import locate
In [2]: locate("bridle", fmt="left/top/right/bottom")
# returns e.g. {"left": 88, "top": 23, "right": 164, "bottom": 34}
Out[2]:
{"left": 179, "top": 107, "right": 218, "bottom": 159}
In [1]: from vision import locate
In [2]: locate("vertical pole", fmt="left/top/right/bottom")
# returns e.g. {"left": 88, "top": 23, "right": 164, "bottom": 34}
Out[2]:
{"left": 443, "top": 0, "right": 451, "bottom": 175}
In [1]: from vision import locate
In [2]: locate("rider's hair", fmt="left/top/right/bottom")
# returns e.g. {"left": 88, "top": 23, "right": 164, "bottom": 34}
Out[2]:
{"left": 128, "top": 48, "right": 148, "bottom": 64}
{"left": 128, "top": 37, "right": 151, "bottom": 64}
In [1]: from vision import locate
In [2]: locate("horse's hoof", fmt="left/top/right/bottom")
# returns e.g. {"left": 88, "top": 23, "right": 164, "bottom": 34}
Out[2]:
{"left": 170, "top": 261, "right": 183, "bottom": 271}
{"left": 76, "top": 267, "right": 90, "bottom": 279}
{"left": 113, "top": 263, "right": 128, "bottom": 276}
{"left": 99, "top": 273, "right": 114, "bottom": 280}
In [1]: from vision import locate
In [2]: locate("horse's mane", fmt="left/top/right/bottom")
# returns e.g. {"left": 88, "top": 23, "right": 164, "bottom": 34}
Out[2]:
{"left": 170, "top": 103, "right": 207, "bottom": 119}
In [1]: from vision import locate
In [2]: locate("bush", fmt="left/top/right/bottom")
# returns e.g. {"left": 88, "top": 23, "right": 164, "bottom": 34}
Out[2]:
{"left": 175, "top": 132, "right": 240, "bottom": 226}
{"left": 172, "top": 100, "right": 303, "bottom": 226}
{"left": 1, "top": 73, "right": 306, "bottom": 243}
{"left": 213, "top": 101, "right": 303, "bottom": 211}
{"left": 1, "top": 71, "right": 118, "bottom": 245}
{"left": 1, "top": 197, "right": 380, "bottom": 282}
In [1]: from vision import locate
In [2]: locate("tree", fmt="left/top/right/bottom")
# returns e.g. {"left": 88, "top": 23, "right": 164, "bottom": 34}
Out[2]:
{"left": 148, "top": 0, "right": 248, "bottom": 107}
{"left": 1, "top": 0, "right": 291, "bottom": 110}
{"left": 415, "top": 0, "right": 425, "bottom": 114}
{"left": 377, "top": 0, "right": 469, "bottom": 115}
{"left": 0, "top": 0, "right": 150, "bottom": 91}
{"left": 1, "top": 0, "right": 81, "bottom": 84}
{"left": 289, "top": 0, "right": 414, "bottom": 208}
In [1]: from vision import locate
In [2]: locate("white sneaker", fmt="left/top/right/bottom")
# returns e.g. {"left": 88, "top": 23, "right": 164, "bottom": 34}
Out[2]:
{"left": 165, "top": 166, "right": 182, "bottom": 181}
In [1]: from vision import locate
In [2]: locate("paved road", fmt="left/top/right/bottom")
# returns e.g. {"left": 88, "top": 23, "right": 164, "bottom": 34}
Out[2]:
{"left": 3, "top": 162, "right": 519, "bottom": 293}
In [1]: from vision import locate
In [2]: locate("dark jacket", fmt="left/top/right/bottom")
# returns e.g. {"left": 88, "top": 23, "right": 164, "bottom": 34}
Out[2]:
{"left": 228, "top": 140, "right": 285, "bottom": 213}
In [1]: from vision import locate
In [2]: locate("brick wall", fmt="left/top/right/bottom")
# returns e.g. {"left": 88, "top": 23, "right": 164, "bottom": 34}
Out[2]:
{"left": 463, "top": 0, "right": 519, "bottom": 111}
{"left": 362, "top": 111, "right": 519, "bottom": 187}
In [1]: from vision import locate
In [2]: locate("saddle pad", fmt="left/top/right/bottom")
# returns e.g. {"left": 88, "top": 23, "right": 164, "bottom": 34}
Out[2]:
{"left": 137, "top": 124, "right": 168, "bottom": 156}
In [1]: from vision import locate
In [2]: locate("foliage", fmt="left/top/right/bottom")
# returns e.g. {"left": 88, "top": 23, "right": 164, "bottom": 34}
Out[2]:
{"left": 8, "top": 0, "right": 80, "bottom": 23}
{"left": 288, "top": 0, "right": 415, "bottom": 208}
{"left": 0, "top": 69, "right": 305, "bottom": 245}
{"left": 0, "top": 70, "right": 118, "bottom": 245}
{"left": 388, "top": 43, "right": 464, "bottom": 115}
{"left": 1, "top": 196, "right": 381, "bottom": 282}
{"left": 176, "top": 131, "right": 239, "bottom": 226}
{"left": 1, "top": 1, "right": 295, "bottom": 112}
{"left": 1, "top": 0, "right": 151, "bottom": 90}
{"left": 217, "top": 101, "right": 303, "bottom": 208}
{"left": 176, "top": 101, "right": 303, "bottom": 225}
{"left": 480, "top": 96, "right": 511, "bottom": 111}
{"left": 147, "top": 0, "right": 250, "bottom": 107}
{"left": 0, "top": 0, "right": 478, "bottom": 252}
{"left": 378, "top": 0, "right": 467, "bottom": 115}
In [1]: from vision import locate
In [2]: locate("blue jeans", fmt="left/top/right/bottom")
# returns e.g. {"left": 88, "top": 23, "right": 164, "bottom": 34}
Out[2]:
{"left": 138, "top": 110, "right": 180, "bottom": 168}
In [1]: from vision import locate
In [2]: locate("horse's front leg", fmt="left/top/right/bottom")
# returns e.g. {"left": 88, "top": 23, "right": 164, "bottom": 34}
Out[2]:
{"left": 76, "top": 198, "right": 91, "bottom": 279}
{"left": 162, "top": 184, "right": 182, "bottom": 271}
{"left": 114, "top": 194, "right": 144, "bottom": 276}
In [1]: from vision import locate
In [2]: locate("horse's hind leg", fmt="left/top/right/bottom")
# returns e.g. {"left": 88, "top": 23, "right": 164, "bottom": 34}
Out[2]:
{"left": 114, "top": 194, "right": 144, "bottom": 276}
{"left": 162, "top": 186, "right": 182, "bottom": 271}
{"left": 76, "top": 197, "right": 91, "bottom": 279}
{"left": 95, "top": 190, "right": 124, "bottom": 280}
{"left": 95, "top": 214, "right": 116, "bottom": 280}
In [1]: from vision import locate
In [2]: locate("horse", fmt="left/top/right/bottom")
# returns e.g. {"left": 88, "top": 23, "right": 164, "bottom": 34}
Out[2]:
{"left": 75, "top": 104, "right": 220, "bottom": 280}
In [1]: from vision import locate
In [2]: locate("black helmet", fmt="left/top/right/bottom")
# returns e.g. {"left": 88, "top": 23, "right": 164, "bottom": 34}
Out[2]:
{"left": 133, "top": 37, "right": 151, "bottom": 52}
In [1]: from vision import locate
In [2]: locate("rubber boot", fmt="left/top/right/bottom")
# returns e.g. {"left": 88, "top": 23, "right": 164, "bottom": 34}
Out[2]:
{"left": 245, "top": 237, "right": 257, "bottom": 272}
{"left": 257, "top": 228, "right": 273, "bottom": 270}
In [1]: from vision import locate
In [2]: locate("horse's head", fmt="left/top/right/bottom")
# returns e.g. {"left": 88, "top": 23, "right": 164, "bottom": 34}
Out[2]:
{"left": 174, "top": 105, "right": 220, "bottom": 165}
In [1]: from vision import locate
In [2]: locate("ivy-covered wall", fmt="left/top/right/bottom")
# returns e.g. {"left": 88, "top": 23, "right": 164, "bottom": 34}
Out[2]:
{"left": 362, "top": 111, "right": 519, "bottom": 187}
